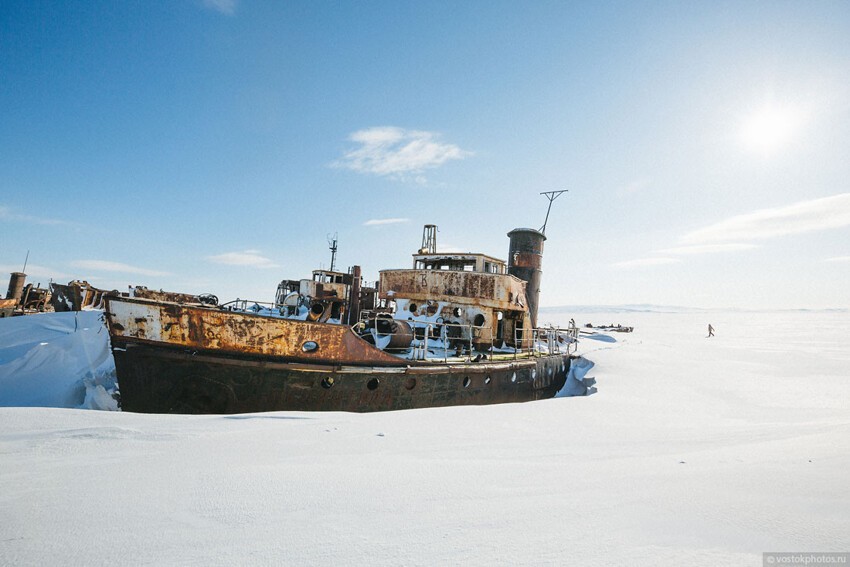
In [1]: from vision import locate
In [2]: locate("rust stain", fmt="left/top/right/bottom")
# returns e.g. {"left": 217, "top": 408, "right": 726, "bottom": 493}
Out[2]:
{"left": 105, "top": 296, "right": 404, "bottom": 366}
{"left": 133, "top": 287, "right": 201, "bottom": 304}
{"left": 378, "top": 270, "right": 526, "bottom": 311}
{"left": 511, "top": 252, "right": 542, "bottom": 269}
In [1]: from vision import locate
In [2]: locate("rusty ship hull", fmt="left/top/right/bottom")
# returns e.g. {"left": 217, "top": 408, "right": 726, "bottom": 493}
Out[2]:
{"left": 105, "top": 296, "right": 572, "bottom": 414}
{"left": 112, "top": 342, "right": 571, "bottom": 413}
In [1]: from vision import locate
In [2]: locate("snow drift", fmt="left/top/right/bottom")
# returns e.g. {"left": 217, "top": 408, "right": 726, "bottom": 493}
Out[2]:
{"left": 0, "top": 310, "right": 117, "bottom": 410}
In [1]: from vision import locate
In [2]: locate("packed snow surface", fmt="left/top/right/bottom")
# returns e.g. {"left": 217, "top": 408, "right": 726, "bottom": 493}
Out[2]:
{"left": 2, "top": 309, "right": 849, "bottom": 565}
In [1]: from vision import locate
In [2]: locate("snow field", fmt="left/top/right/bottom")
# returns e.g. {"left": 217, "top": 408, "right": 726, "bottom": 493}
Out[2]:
{"left": 1, "top": 309, "right": 849, "bottom": 565}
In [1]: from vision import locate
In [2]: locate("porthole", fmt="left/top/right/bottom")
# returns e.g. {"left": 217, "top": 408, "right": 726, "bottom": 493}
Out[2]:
{"left": 302, "top": 341, "right": 319, "bottom": 353}
{"left": 463, "top": 377, "right": 471, "bottom": 388}
{"left": 453, "top": 307, "right": 462, "bottom": 317}
{"left": 409, "top": 303, "right": 418, "bottom": 313}
{"left": 511, "top": 372, "right": 517, "bottom": 383}
{"left": 548, "top": 367, "right": 553, "bottom": 377}
{"left": 321, "top": 377, "right": 334, "bottom": 389}
{"left": 532, "top": 369, "right": 537, "bottom": 379}
{"left": 484, "top": 375, "right": 491, "bottom": 385}
{"left": 404, "top": 377, "right": 416, "bottom": 390}
{"left": 473, "top": 314, "right": 486, "bottom": 327}
{"left": 367, "top": 378, "right": 379, "bottom": 391}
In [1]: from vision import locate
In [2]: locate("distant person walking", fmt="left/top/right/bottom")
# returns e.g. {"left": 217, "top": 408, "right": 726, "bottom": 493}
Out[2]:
{"left": 707, "top": 324, "right": 715, "bottom": 337}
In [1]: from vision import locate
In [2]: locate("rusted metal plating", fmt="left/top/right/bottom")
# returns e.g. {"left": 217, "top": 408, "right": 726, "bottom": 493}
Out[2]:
{"left": 112, "top": 343, "right": 572, "bottom": 414}
{"left": 378, "top": 270, "right": 528, "bottom": 310}
{"left": 378, "top": 268, "right": 532, "bottom": 347}
{"left": 507, "top": 228, "right": 546, "bottom": 329}
{"left": 104, "top": 296, "right": 404, "bottom": 366}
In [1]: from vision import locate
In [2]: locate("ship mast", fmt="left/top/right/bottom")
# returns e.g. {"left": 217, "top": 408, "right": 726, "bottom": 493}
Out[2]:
{"left": 420, "top": 224, "right": 437, "bottom": 254}
{"left": 539, "top": 190, "right": 568, "bottom": 234}
{"left": 327, "top": 233, "right": 338, "bottom": 272}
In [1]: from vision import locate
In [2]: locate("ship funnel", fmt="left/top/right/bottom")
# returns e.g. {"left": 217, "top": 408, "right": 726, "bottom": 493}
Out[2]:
{"left": 6, "top": 272, "right": 26, "bottom": 300}
{"left": 507, "top": 228, "right": 546, "bottom": 329}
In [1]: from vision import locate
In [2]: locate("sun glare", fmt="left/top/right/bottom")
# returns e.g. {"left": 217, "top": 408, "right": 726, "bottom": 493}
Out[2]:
{"left": 740, "top": 104, "right": 801, "bottom": 155}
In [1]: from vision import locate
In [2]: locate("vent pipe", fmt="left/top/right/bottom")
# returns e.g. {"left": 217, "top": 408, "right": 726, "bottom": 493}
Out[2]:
{"left": 347, "top": 265, "right": 362, "bottom": 325}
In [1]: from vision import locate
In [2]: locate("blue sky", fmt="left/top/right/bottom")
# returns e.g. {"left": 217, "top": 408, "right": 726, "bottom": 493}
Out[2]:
{"left": 2, "top": 1, "right": 849, "bottom": 309}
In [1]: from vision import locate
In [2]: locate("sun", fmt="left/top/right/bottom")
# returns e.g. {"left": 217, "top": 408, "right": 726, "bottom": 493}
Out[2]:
{"left": 740, "top": 103, "right": 801, "bottom": 155}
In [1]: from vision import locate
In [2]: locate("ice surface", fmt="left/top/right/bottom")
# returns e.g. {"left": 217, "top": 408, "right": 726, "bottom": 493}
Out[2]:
{"left": 1, "top": 309, "right": 849, "bottom": 565}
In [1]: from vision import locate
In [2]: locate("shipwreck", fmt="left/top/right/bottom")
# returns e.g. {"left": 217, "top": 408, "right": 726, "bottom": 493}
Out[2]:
{"left": 104, "top": 210, "right": 582, "bottom": 413}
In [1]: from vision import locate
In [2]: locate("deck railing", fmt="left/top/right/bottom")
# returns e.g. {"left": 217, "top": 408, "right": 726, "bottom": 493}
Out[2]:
{"left": 353, "top": 316, "right": 579, "bottom": 363}
{"left": 220, "top": 299, "right": 280, "bottom": 312}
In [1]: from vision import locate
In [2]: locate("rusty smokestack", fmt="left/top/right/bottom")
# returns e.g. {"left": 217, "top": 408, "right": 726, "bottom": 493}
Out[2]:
{"left": 6, "top": 272, "right": 26, "bottom": 301}
{"left": 507, "top": 229, "right": 546, "bottom": 329}
{"left": 348, "top": 265, "right": 362, "bottom": 325}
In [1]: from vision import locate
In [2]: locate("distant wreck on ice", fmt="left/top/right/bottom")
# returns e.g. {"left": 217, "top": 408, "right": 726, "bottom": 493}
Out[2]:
{"left": 1, "top": 272, "right": 208, "bottom": 318}
{"left": 1, "top": 272, "right": 52, "bottom": 317}
{"left": 103, "top": 209, "right": 587, "bottom": 413}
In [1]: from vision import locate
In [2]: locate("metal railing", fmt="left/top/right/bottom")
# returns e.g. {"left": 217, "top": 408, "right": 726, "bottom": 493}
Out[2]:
{"left": 353, "top": 316, "right": 579, "bottom": 363}
{"left": 220, "top": 299, "right": 282, "bottom": 313}
{"left": 514, "top": 326, "right": 580, "bottom": 358}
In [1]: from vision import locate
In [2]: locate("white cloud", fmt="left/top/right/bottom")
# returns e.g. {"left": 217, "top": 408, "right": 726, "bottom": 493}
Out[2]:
{"left": 656, "top": 243, "right": 760, "bottom": 255}
{"left": 363, "top": 218, "right": 410, "bottom": 226}
{"left": 333, "top": 127, "right": 471, "bottom": 179}
{"left": 681, "top": 193, "right": 850, "bottom": 245}
{"left": 612, "top": 257, "right": 681, "bottom": 269}
{"left": 71, "top": 260, "right": 170, "bottom": 277}
{"left": 825, "top": 256, "right": 850, "bottom": 263}
{"left": 207, "top": 250, "right": 279, "bottom": 269}
{"left": 0, "top": 204, "right": 76, "bottom": 226}
{"left": 610, "top": 194, "right": 849, "bottom": 270}
{"left": 201, "top": 0, "right": 236, "bottom": 14}
{"left": 612, "top": 244, "right": 755, "bottom": 271}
